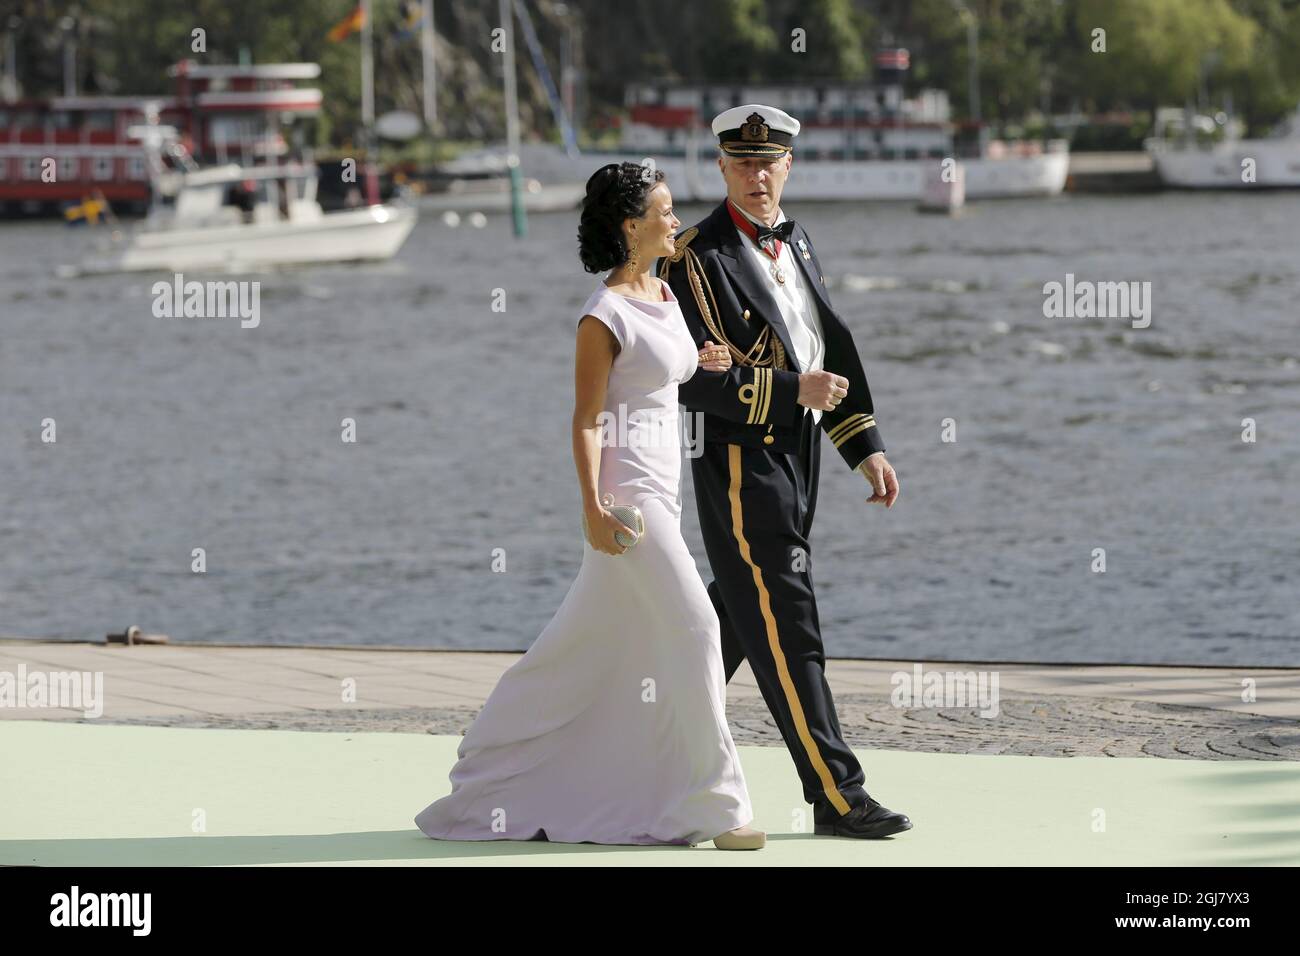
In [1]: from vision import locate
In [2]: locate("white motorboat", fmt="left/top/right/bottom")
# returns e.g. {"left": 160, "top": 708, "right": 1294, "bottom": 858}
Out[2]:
{"left": 77, "top": 122, "right": 416, "bottom": 273}
{"left": 1145, "top": 106, "right": 1300, "bottom": 189}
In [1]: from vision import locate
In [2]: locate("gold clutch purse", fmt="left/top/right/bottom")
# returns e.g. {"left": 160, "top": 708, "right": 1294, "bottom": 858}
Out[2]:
{"left": 582, "top": 492, "right": 644, "bottom": 549}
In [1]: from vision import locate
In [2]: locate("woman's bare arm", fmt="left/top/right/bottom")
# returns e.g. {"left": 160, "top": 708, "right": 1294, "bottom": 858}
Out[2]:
{"left": 573, "top": 316, "right": 637, "bottom": 554}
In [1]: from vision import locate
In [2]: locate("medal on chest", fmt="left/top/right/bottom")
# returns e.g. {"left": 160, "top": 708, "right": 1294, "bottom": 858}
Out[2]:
{"left": 726, "top": 201, "right": 794, "bottom": 287}
{"left": 756, "top": 239, "right": 786, "bottom": 284}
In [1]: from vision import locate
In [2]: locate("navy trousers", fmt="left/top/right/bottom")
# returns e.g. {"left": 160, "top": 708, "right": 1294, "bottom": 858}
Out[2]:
{"left": 691, "top": 407, "right": 868, "bottom": 823}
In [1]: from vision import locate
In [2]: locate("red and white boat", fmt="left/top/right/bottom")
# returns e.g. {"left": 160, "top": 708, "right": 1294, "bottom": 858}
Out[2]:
{"left": 0, "top": 60, "right": 323, "bottom": 216}
{"left": 0, "top": 58, "right": 415, "bottom": 271}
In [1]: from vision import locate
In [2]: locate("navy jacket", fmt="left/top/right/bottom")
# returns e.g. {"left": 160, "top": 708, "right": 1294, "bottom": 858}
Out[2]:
{"left": 658, "top": 200, "right": 886, "bottom": 470}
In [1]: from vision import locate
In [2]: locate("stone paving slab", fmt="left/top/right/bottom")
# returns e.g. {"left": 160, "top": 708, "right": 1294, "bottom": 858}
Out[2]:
{"left": 3, "top": 640, "right": 1296, "bottom": 760}
{"left": 85, "top": 693, "right": 1300, "bottom": 760}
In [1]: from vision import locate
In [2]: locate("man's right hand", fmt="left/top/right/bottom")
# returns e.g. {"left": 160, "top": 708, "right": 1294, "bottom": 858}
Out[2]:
{"left": 797, "top": 370, "right": 849, "bottom": 411}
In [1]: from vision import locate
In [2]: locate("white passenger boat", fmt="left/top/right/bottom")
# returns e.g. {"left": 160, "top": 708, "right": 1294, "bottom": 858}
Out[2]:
{"left": 580, "top": 142, "right": 1068, "bottom": 203}
{"left": 453, "top": 78, "right": 1069, "bottom": 204}
{"left": 594, "top": 81, "right": 1069, "bottom": 202}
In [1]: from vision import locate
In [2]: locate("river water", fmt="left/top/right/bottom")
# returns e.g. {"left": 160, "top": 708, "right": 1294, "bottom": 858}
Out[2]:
{"left": 2, "top": 191, "right": 1297, "bottom": 665}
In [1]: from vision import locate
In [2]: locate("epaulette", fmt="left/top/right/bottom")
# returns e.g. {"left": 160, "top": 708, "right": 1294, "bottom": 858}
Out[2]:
{"left": 668, "top": 226, "right": 699, "bottom": 263}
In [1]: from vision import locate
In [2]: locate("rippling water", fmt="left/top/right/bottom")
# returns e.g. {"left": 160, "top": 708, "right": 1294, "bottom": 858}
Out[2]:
{"left": 2, "top": 191, "right": 1298, "bottom": 665}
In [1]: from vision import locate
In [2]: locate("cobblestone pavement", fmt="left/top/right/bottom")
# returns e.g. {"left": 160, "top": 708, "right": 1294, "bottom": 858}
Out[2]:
{"left": 91, "top": 691, "right": 1300, "bottom": 760}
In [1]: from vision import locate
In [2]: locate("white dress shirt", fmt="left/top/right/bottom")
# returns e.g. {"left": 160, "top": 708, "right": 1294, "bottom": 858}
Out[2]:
{"left": 732, "top": 203, "right": 826, "bottom": 424}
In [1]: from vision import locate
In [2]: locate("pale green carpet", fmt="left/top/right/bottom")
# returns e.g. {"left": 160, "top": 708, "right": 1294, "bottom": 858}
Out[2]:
{"left": 3, "top": 722, "right": 1296, "bottom": 866}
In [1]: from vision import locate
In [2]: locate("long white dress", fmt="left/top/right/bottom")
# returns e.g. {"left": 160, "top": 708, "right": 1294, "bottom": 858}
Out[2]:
{"left": 414, "top": 280, "right": 753, "bottom": 846}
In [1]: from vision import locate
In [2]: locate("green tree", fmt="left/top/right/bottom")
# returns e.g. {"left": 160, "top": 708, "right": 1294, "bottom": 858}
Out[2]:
{"left": 1221, "top": 0, "right": 1300, "bottom": 135}
{"left": 1072, "top": 0, "right": 1257, "bottom": 117}
{"left": 771, "top": 0, "right": 875, "bottom": 82}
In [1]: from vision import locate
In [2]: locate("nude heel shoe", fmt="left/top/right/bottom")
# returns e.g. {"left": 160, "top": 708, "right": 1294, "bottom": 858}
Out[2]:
{"left": 712, "top": 825, "right": 766, "bottom": 850}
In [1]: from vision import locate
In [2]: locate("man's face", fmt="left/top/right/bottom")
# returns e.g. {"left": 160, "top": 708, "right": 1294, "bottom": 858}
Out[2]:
{"left": 718, "top": 153, "right": 792, "bottom": 224}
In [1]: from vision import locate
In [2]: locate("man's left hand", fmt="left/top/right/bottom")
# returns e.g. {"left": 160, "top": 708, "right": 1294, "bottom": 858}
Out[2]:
{"left": 858, "top": 452, "right": 898, "bottom": 508}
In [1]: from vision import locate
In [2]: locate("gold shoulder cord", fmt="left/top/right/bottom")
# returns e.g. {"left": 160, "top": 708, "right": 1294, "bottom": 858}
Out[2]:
{"left": 661, "top": 230, "right": 786, "bottom": 371}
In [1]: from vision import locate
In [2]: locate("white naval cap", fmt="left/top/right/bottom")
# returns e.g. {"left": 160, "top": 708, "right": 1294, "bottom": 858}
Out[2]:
{"left": 711, "top": 104, "right": 801, "bottom": 156}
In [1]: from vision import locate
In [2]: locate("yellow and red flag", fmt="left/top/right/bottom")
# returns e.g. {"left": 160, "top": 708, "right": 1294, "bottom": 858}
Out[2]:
{"left": 327, "top": 4, "right": 365, "bottom": 42}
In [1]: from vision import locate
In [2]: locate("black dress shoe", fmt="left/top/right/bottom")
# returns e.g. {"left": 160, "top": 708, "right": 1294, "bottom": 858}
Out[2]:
{"left": 814, "top": 798, "right": 912, "bottom": 838}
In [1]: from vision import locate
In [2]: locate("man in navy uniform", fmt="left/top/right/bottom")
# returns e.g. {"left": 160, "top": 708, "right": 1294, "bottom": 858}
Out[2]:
{"left": 658, "top": 104, "right": 910, "bottom": 838}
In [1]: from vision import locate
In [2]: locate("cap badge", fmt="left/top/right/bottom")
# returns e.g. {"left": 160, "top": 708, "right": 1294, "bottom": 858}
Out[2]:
{"left": 740, "top": 112, "right": 770, "bottom": 143}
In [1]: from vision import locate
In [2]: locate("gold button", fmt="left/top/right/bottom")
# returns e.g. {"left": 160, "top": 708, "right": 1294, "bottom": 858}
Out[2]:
{"left": 763, "top": 435, "right": 774, "bottom": 445}
{"left": 742, "top": 309, "right": 751, "bottom": 320}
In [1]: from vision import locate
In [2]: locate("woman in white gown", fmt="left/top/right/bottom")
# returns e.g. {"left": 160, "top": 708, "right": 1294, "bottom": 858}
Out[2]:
{"left": 413, "top": 163, "right": 764, "bottom": 849}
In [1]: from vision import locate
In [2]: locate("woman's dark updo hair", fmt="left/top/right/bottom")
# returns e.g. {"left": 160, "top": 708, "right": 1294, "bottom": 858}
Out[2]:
{"left": 577, "top": 161, "right": 666, "bottom": 273}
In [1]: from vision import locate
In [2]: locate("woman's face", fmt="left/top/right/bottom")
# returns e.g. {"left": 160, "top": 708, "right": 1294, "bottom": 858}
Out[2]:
{"left": 627, "top": 182, "right": 680, "bottom": 260}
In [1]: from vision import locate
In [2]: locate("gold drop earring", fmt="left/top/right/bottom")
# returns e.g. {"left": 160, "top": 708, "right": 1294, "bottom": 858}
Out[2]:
{"left": 627, "top": 237, "right": 640, "bottom": 272}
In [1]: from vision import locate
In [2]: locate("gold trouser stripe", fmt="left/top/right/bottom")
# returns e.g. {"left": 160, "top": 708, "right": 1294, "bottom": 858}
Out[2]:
{"left": 826, "top": 412, "right": 873, "bottom": 443}
{"left": 831, "top": 418, "right": 877, "bottom": 448}
{"left": 727, "top": 444, "right": 851, "bottom": 816}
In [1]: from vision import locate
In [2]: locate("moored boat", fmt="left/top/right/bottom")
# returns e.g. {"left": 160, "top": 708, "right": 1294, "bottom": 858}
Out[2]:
{"left": 1145, "top": 106, "right": 1300, "bottom": 189}
{"left": 76, "top": 122, "right": 415, "bottom": 274}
